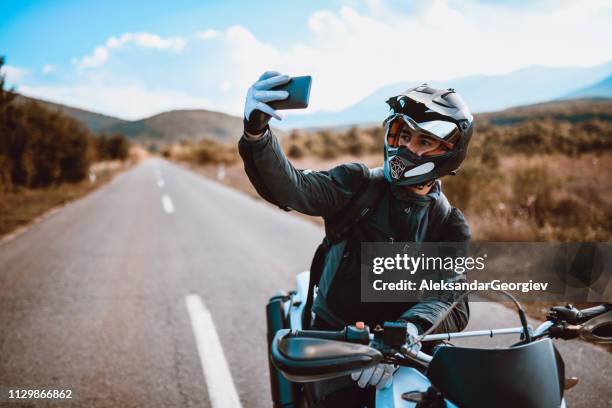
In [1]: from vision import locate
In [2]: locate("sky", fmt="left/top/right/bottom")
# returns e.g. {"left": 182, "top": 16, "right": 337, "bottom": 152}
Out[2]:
{"left": 1, "top": 0, "right": 611, "bottom": 120}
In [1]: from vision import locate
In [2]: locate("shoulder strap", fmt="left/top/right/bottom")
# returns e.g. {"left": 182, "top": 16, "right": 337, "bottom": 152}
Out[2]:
{"left": 425, "top": 180, "right": 452, "bottom": 241}
{"left": 324, "top": 167, "right": 387, "bottom": 244}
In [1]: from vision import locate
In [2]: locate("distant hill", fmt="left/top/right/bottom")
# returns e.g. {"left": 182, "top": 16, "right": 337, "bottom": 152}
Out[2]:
{"left": 279, "top": 61, "right": 612, "bottom": 129}
{"left": 17, "top": 76, "right": 610, "bottom": 144}
{"left": 562, "top": 75, "right": 612, "bottom": 99}
{"left": 14, "top": 95, "right": 127, "bottom": 133}
{"left": 15, "top": 95, "right": 252, "bottom": 142}
{"left": 294, "top": 98, "right": 612, "bottom": 135}
{"left": 476, "top": 98, "right": 612, "bottom": 125}
{"left": 101, "top": 109, "right": 245, "bottom": 143}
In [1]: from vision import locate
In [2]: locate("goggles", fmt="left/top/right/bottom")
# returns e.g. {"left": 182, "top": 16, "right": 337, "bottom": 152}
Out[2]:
{"left": 384, "top": 114, "right": 458, "bottom": 156}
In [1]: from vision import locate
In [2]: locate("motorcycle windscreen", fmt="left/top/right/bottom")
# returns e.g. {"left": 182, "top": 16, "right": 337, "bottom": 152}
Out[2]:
{"left": 426, "top": 338, "right": 564, "bottom": 408}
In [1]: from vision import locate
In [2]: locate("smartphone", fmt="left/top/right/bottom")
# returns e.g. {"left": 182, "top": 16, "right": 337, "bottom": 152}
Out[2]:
{"left": 269, "top": 75, "right": 312, "bottom": 110}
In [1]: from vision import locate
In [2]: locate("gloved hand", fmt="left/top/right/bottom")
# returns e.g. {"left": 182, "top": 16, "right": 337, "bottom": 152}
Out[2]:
{"left": 351, "top": 363, "right": 398, "bottom": 390}
{"left": 404, "top": 321, "right": 422, "bottom": 356}
{"left": 243, "top": 71, "right": 290, "bottom": 136}
{"left": 350, "top": 322, "right": 421, "bottom": 390}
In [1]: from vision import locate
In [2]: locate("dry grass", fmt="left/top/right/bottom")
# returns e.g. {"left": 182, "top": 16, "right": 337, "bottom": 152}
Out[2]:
{"left": 174, "top": 149, "right": 612, "bottom": 241}
{"left": 447, "top": 152, "right": 611, "bottom": 241}
{"left": 0, "top": 160, "right": 133, "bottom": 239}
{"left": 173, "top": 151, "right": 612, "bottom": 332}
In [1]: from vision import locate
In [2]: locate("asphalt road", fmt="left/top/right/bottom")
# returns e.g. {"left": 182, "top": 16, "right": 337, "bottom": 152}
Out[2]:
{"left": 0, "top": 158, "right": 610, "bottom": 407}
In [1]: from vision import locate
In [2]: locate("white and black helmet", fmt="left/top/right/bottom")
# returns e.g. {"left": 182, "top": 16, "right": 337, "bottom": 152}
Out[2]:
{"left": 383, "top": 84, "right": 474, "bottom": 186}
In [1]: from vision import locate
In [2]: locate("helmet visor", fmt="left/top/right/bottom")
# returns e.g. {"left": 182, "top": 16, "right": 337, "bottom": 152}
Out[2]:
{"left": 385, "top": 114, "right": 458, "bottom": 156}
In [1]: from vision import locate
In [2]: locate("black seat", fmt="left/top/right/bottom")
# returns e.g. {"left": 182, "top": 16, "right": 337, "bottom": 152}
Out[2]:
{"left": 427, "top": 338, "right": 564, "bottom": 408}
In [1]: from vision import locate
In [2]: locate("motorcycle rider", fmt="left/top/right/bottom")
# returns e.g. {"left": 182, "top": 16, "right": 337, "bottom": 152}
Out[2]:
{"left": 239, "top": 71, "right": 473, "bottom": 406}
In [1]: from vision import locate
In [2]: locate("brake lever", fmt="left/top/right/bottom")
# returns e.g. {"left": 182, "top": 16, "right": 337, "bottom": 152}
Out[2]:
{"left": 549, "top": 322, "right": 581, "bottom": 340}
{"left": 400, "top": 344, "right": 433, "bottom": 366}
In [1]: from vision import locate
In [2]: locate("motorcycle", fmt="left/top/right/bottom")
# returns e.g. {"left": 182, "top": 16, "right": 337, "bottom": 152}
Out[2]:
{"left": 266, "top": 271, "right": 612, "bottom": 408}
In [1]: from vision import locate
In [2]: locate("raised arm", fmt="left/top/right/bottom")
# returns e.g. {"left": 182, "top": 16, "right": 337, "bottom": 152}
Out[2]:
{"left": 239, "top": 71, "right": 367, "bottom": 218}
{"left": 239, "top": 129, "right": 370, "bottom": 218}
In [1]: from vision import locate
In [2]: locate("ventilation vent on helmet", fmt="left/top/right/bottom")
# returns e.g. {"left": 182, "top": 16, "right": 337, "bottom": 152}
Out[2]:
{"left": 432, "top": 96, "right": 454, "bottom": 109}
{"left": 415, "top": 85, "right": 436, "bottom": 94}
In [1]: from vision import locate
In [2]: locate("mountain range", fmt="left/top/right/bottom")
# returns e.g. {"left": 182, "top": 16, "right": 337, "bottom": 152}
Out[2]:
{"left": 15, "top": 95, "right": 248, "bottom": 143}
{"left": 17, "top": 62, "right": 612, "bottom": 142}
{"left": 278, "top": 61, "right": 612, "bottom": 129}
{"left": 563, "top": 75, "right": 612, "bottom": 100}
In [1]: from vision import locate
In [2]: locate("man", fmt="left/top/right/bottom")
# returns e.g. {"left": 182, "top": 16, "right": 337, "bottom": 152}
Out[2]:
{"left": 239, "top": 71, "right": 473, "bottom": 406}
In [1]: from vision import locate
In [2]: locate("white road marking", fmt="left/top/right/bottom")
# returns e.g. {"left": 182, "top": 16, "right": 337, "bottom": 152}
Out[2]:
{"left": 157, "top": 179, "right": 165, "bottom": 188}
{"left": 161, "top": 195, "right": 174, "bottom": 214}
{"left": 185, "top": 294, "right": 243, "bottom": 408}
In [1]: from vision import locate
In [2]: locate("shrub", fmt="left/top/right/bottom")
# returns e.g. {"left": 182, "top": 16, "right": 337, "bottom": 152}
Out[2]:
{"left": 0, "top": 56, "right": 93, "bottom": 190}
{"left": 97, "top": 133, "right": 130, "bottom": 161}
{"left": 287, "top": 143, "right": 305, "bottom": 159}
{"left": 512, "top": 164, "right": 559, "bottom": 227}
{"left": 191, "top": 139, "right": 238, "bottom": 165}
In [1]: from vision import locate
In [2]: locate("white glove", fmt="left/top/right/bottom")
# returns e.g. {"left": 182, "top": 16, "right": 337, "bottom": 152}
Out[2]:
{"left": 350, "top": 322, "right": 421, "bottom": 390}
{"left": 351, "top": 363, "right": 398, "bottom": 390}
{"left": 243, "top": 71, "right": 290, "bottom": 135}
{"left": 405, "top": 321, "right": 422, "bottom": 356}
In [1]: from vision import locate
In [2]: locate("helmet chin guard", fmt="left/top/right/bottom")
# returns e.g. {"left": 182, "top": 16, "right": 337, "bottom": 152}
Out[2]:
{"left": 383, "top": 84, "right": 474, "bottom": 187}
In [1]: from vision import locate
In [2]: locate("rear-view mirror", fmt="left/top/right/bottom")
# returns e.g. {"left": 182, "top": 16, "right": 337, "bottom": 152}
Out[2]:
{"left": 579, "top": 311, "right": 612, "bottom": 344}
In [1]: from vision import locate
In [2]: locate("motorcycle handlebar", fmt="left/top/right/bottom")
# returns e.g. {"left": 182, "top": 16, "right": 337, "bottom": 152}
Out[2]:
{"left": 287, "top": 304, "right": 611, "bottom": 364}
{"left": 578, "top": 304, "right": 611, "bottom": 322}
{"left": 291, "top": 330, "right": 345, "bottom": 341}
{"left": 289, "top": 327, "right": 434, "bottom": 364}
{"left": 549, "top": 303, "right": 611, "bottom": 325}
{"left": 290, "top": 326, "right": 371, "bottom": 345}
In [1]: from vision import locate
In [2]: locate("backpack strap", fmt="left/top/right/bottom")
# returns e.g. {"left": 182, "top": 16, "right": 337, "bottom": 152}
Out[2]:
{"left": 303, "top": 167, "right": 387, "bottom": 328}
{"left": 324, "top": 167, "right": 387, "bottom": 244}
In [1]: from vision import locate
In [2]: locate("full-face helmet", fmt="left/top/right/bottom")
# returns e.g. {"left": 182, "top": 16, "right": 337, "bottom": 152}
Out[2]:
{"left": 383, "top": 84, "right": 474, "bottom": 186}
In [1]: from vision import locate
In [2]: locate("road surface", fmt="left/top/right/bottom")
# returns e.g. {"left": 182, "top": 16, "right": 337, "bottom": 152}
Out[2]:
{"left": 0, "top": 159, "right": 610, "bottom": 407}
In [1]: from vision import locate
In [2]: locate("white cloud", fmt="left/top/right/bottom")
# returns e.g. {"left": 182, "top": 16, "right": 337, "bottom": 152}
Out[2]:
{"left": 42, "top": 64, "right": 55, "bottom": 74}
{"left": 106, "top": 32, "right": 186, "bottom": 51}
{"left": 76, "top": 32, "right": 186, "bottom": 68}
{"left": 79, "top": 46, "right": 110, "bottom": 68}
{"left": 20, "top": 83, "right": 212, "bottom": 120}
{"left": 172, "top": 0, "right": 612, "bottom": 114}
{"left": 195, "top": 29, "right": 220, "bottom": 40}
{"left": 2, "top": 65, "right": 28, "bottom": 84}
{"left": 271, "top": 0, "right": 612, "bottom": 111}
{"left": 19, "top": 1, "right": 612, "bottom": 118}
{"left": 219, "top": 80, "right": 233, "bottom": 92}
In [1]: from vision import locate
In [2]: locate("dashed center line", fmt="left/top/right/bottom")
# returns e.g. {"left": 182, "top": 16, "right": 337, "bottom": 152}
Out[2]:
{"left": 161, "top": 194, "right": 174, "bottom": 214}
{"left": 185, "top": 294, "right": 243, "bottom": 408}
{"left": 157, "top": 178, "right": 165, "bottom": 188}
